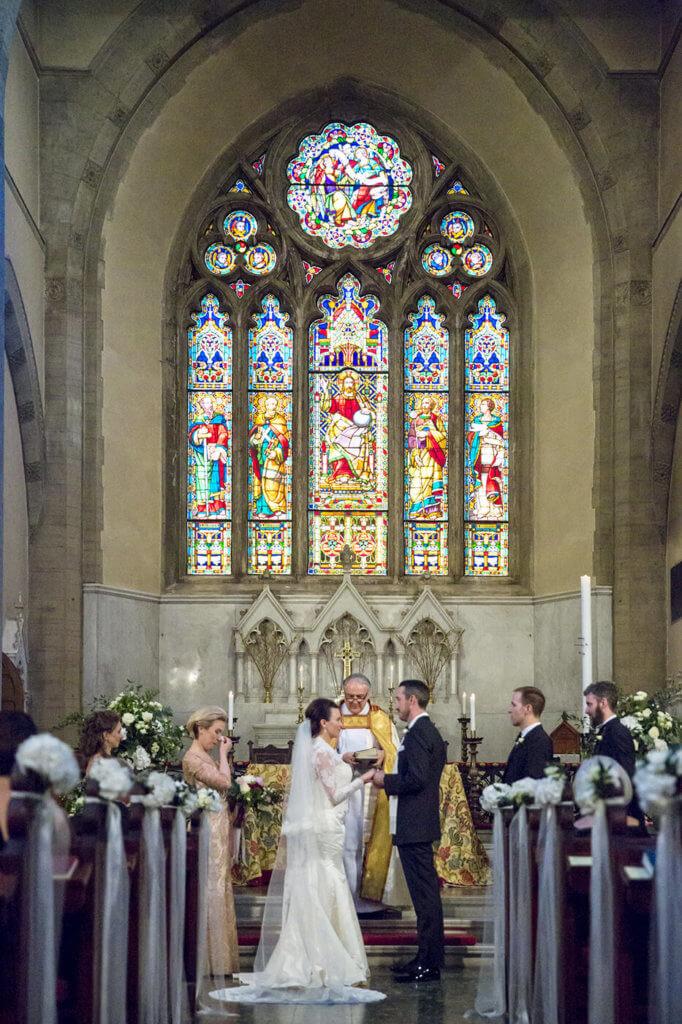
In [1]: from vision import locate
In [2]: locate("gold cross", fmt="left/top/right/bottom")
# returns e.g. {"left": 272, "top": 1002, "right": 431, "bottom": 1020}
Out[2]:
{"left": 334, "top": 638, "right": 361, "bottom": 678}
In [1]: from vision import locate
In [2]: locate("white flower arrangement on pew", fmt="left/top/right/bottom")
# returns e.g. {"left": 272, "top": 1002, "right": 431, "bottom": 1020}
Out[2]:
{"left": 480, "top": 765, "right": 567, "bottom": 815}
{"left": 633, "top": 743, "right": 682, "bottom": 816}
{"left": 573, "top": 757, "right": 624, "bottom": 814}
{"left": 171, "top": 778, "right": 201, "bottom": 817}
{"left": 89, "top": 757, "right": 134, "bottom": 801}
{"left": 196, "top": 787, "right": 223, "bottom": 814}
{"left": 138, "top": 770, "right": 179, "bottom": 809}
{"left": 15, "top": 733, "right": 81, "bottom": 795}
{"left": 480, "top": 782, "right": 513, "bottom": 813}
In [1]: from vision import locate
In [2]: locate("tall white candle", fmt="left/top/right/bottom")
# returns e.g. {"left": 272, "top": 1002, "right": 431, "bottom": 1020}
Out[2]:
{"left": 462, "top": 690, "right": 467, "bottom": 709}
{"left": 470, "top": 692, "right": 476, "bottom": 734}
{"left": 580, "top": 575, "right": 592, "bottom": 707}
{"left": 298, "top": 661, "right": 305, "bottom": 690}
{"left": 228, "top": 690, "right": 234, "bottom": 730}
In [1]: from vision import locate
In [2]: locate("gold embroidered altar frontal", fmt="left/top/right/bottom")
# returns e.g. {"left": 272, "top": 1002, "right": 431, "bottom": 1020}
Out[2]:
{"left": 232, "top": 762, "right": 489, "bottom": 887}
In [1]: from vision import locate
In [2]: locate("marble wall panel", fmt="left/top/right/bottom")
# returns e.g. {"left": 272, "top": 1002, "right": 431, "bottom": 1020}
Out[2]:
{"left": 82, "top": 584, "right": 613, "bottom": 763}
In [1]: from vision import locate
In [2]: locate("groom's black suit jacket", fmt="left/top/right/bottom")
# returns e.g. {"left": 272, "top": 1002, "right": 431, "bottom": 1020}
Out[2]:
{"left": 383, "top": 714, "right": 446, "bottom": 845}
{"left": 502, "top": 724, "right": 554, "bottom": 784}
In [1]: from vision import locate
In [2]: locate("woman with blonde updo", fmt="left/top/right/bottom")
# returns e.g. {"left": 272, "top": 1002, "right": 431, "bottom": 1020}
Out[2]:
{"left": 183, "top": 706, "right": 239, "bottom": 977}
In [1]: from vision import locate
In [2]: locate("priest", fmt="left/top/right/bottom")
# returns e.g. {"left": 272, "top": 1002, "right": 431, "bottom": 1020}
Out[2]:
{"left": 336, "top": 673, "right": 399, "bottom": 910}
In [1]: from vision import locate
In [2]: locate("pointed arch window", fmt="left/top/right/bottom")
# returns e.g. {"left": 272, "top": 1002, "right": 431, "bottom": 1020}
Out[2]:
{"left": 178, "top": 119, "right": 515, "bottom": 581}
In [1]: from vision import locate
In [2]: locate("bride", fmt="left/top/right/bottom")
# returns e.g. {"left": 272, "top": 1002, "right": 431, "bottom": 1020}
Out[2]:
{"left": 211, "top": 698, "right": 386, "bottom": 1005}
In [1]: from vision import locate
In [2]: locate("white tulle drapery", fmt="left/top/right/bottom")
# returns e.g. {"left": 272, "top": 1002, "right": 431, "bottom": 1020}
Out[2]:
{"left": 194, "top": 811, "right": 212, "bottom": 1012}
{"left": 470, "top": 808, "right": 506, "bottom": 1019}
{"left": 135, "top": 803, "right": 169, "bottom": 1024}
{"left": 168, "top": 809, "right": 188, "bottom": 1024}
{"left": 507, "top": 804, "right": 531, "bottom": 1024}
{"left": 21, "top": 793, "right": 70, "bottom": 1024}
{"left": 92, "top": 799, "right": 129, "bottom": 1024}
{"left": 573, "top": 757, "right": 632, "bottom": 1024}
{"left": 650, "top": 795, "right": 682, "bottom": 1024}
{"left": 531, "top": 804, "right": 561, "bottom": 1024}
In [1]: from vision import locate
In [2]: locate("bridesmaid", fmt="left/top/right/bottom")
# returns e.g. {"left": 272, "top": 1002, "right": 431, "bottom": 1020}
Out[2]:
{"left": 183, "top": 706, "right": 240, "bottom": 977}
{"left": 78, "top": 710, "right": 123, "bottom": 775}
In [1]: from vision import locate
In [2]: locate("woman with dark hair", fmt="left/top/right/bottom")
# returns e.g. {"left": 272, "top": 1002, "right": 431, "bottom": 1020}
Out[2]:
{"left": 78, "top": 710, "right": 123, "bottom": 775}
{"left": 0, "top": 710, "right": 37, "bottom": 844}
{"left": 213, "top": 697, "right": 385, "bottom": 1005}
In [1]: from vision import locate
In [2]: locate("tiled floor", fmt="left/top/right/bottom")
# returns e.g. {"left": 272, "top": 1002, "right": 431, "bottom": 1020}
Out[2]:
{"left": 198, "top": 966, "right": 481, "bottom": 1023}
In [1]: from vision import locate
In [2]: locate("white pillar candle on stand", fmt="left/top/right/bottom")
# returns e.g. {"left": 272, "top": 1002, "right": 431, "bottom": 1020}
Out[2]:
{"left": 470, "top": 693, "right": 476, "bottom": 733}
{"left": 580, "top": 575, "right": 592, "bottom": 710}
{"left": 228, "top": 691, "right": 234, "bottom": 730}
{"left": 462, "top": 690, "right": 467, "bottom": 710}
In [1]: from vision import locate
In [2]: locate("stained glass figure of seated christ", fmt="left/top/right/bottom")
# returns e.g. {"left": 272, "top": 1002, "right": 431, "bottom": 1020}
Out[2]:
{"left": 309, "top": 276, "right": 387, "bottom": 516}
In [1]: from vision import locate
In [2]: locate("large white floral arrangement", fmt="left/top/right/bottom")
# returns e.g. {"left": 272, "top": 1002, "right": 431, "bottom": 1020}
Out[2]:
{"left": 15, "top": 734, "right": 80, "bottom": 795}
{"left": 106, "top": 685, "right": 185, "bottom": 768}
{"left": 616, "top": 690, "right": 681, "bottom": 753}
{"left": 633, "top": 743, "right": 682, "bottom": 816}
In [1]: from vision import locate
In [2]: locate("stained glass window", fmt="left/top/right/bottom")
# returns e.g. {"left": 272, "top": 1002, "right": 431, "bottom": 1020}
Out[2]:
{"left": 247, "top": 296, "right": 293, "bottom": 574}
{"left": 464, "top": 296, "right": 509, "bottom": 575}
{"left": 404, "top": 297, "right": 449, "bottom": 574}
{"left": 187, "top": 295, "right": 232, "bottom": 573}
{"left": 287, "top": 122, "right": 412, "bottom": 249}
{"left": 309, "top": 274, "right": 388, "bottom": 574}
{"left": 182, "top": 123, "right": 514, "bottom": 581}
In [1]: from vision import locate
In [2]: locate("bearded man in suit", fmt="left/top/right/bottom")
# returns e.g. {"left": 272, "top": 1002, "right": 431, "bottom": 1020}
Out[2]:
{"left": 372, "top": 680, "right": 446, "bottom": 983}
{"left": 584, "top": 680, "right": 647, "bottom": 831}
{"left": 502, "top": 686, "right": 554, "bottom": 784}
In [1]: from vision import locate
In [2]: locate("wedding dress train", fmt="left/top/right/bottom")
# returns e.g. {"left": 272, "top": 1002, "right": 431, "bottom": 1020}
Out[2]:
{"left": 211, "top": 726, "right": 385, "bottom": 1005}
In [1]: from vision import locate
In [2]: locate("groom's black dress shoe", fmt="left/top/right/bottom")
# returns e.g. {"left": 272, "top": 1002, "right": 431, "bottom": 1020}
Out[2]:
{"left": 394, "top": 965, "right": 441, "bottom": 983}
{"left": 391, "top": 956, "right": 418, "bottom": 974}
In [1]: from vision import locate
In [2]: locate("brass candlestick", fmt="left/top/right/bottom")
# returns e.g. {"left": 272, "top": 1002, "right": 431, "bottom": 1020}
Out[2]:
{"left": 226, "top": 723, "right": 238, "bottom": 769}
{"left": 466, "top": 734, "right": 484, "bottom": 812}
{"left": 297, "top": 684, "right": 305, "bottom": 724}
{"left": 458, "top": 715, "right": 470, "bottom": 761}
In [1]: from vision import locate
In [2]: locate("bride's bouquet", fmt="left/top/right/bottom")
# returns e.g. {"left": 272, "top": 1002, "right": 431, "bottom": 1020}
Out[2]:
{"left": 227, "top": 773, "right": 282, "bottom": 827}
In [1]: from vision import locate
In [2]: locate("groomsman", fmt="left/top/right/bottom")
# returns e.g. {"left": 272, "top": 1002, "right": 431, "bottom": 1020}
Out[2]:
{"left": 372, "top": 680, "right": 446, "bottom": 983}
{"left": 584, "top": 680, "right": 646, "bottom": 830}
{"left": 502, "top": 686, "right": 554, "bottom": 784}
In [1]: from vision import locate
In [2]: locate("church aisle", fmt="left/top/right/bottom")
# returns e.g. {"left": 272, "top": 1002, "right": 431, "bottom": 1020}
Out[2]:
{"left": 198, "top": 965, "right": 479, "bottom": 1022}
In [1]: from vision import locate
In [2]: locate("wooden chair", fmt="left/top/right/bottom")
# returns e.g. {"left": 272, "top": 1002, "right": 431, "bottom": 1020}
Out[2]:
{"left": 551, "top": 715, "right": 581, "bottom": 756}
{"left": 247, "top": 740, "right": 294, "bottom": 764}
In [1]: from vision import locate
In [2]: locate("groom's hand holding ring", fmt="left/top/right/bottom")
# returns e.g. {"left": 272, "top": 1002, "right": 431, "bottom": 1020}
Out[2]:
{"left": 372, "top": 769, "right": 385, "bottom": 788}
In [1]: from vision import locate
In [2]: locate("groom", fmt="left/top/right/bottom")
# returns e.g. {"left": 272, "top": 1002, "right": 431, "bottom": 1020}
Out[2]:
{"left": 372, "top": 680, "right": 446, "bottom": 982}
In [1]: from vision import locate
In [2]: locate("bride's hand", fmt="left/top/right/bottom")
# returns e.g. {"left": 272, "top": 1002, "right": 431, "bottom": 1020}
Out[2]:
{"left": 361, "top": 768, "right": 376, "bottom": 783}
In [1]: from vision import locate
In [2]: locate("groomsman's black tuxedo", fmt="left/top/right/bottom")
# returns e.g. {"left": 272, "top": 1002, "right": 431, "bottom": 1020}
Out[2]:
{"left": 502, "top": 723, "right": 554, "bottom": 784}
{"left": 384, "top": 713, "right": 447, "bottom": 971}
{"left": 595, "top": 715, "right": 646, "bottom": 830}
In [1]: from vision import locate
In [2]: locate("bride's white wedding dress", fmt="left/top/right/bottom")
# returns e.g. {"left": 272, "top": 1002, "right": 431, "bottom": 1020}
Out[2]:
{"left": 210, "top": 726, "right": 385, "bottom": 1005}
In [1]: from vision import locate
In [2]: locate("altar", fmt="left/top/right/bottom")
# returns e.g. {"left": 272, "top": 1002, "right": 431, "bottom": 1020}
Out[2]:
{"left": 231, "top": 760, "right": 489, "bottom": 888}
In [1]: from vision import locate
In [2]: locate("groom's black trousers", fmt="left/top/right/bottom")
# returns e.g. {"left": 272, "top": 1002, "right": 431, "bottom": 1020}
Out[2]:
{"left": 397, "top": 842, "right": 445, "bottom": 969}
